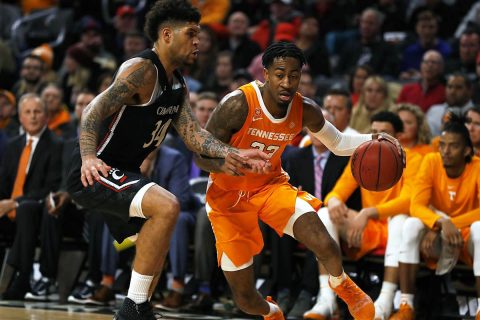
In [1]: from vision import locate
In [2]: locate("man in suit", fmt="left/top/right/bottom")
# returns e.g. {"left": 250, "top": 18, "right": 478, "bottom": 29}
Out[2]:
{"left": 274, "top": 108, "right": 362, "bottom": 317}
{"left": 0, "top": 93, "right": 62, "bottom": 299}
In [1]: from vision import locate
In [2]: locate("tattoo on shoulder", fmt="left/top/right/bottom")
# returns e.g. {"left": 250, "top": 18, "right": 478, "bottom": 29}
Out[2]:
{"left": 79, "top": 60, "right": 153, "bottom": 158}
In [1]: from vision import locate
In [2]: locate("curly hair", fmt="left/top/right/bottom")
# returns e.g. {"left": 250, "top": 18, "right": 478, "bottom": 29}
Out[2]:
{"left": 144, "top": 0, "right": 200, "bottom": 43}
{"left": 262, "top": 42, "right": 306, "bottom": 69}
{"left": 391, "top": 103, "right": 432, "bottom": 144}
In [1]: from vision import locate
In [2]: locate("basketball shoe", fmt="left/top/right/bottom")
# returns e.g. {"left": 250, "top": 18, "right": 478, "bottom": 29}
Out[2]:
{"left": 330, "top": 275, "right": 374, "bottom": 320}
{"left": 264, "top": 296, "right": 285, "bottom": 320}
{"left": 389, "top": 303, "right": 414, "bottom": 320}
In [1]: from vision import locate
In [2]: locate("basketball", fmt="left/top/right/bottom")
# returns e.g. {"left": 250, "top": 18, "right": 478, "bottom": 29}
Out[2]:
{"left": 351, "top": 139, "right": 404, "bottom": 191}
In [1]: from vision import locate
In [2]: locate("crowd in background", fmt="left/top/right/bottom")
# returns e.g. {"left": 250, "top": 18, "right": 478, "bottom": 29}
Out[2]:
{"left": 1, "top": 0, "right": 480, "bottom": 319}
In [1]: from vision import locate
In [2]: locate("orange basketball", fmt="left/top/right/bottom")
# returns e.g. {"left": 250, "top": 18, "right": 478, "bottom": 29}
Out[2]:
{"left": 351, "top": 139, "right": 404, "bottom": 191}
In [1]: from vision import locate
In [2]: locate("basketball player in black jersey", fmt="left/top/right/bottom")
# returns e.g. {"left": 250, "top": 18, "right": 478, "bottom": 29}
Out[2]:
{"left": 66, "top": 1, "right": 269, "bottom": 319}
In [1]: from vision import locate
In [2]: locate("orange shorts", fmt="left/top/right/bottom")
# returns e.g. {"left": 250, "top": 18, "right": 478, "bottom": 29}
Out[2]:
{"left": 342, "top": 219, "right": 388, "bottom": 261}
{"left": 424, "top": 227, "right": 473, "bottom": 269}
{"left": 206, "top": 180, "right": 322, "bottom": 268}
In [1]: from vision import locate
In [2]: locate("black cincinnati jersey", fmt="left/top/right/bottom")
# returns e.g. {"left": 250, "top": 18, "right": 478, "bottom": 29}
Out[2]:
{"left": 67, "top": 49, "right": 186, "bottom": 194}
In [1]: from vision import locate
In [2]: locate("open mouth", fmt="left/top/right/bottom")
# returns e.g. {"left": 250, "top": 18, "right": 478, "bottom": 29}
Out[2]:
{"left": 279, "top": 92, "right": 291, "bottom": 102}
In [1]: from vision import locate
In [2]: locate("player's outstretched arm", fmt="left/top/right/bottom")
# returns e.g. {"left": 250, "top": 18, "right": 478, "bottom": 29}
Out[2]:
{"left": 177, "top": 90, "right": 270, "bottom": 175}
{"left": 79, "top": 58, "right": 155, "bottom": 186}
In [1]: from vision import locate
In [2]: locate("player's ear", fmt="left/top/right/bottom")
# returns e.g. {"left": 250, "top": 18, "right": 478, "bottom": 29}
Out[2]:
{"left": 263, "top": 68, "right": 269, "bottom": 83}
{"left": 161, "top": 27, "right": 173, "bottom": 44}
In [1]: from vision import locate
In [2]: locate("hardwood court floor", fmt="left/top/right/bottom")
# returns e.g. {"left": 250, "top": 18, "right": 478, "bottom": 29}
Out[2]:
{"left": 0, "top": 300, "right": 256, "bottom": 320}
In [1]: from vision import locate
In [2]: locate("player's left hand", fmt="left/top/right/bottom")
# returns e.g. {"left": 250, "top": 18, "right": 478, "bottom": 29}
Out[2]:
{"left": 374, "top": 132, "right": 406, "bottom": 167}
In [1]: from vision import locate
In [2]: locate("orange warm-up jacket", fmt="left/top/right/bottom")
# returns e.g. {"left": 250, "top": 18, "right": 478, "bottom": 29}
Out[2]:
{"left": 324, "top": 149, "right": 422, "bottom": 219}
{"left": 411, "top": 153, "right": 480, "bottom": 229}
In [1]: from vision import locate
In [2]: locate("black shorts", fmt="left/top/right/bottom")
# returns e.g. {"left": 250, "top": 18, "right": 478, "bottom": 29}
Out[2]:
{"left": 67, "top": 162, "right": 152, "bottom": 242}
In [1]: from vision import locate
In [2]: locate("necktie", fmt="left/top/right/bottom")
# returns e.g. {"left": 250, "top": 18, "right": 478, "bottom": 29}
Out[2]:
{"left": 314, "top": 155, "right": 324, "bottom": 200}
{"left": 9, "top": 138, "right": 33, "bottom": 220}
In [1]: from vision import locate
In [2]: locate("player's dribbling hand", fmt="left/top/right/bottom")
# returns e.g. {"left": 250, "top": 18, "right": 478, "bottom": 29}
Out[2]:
{"left": 81, "top": 155, "right": 112, "bottom": 187}
{"left": 375, "top": 132, "right": 406, "bottom": 168}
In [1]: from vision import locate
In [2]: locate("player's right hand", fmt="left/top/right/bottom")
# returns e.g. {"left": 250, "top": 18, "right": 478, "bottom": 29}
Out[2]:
{"left": 81, "top": 155, "right": 112, "bottom": 187}
{"left": 327, "top": 197, "right": 348, "bottom": 224}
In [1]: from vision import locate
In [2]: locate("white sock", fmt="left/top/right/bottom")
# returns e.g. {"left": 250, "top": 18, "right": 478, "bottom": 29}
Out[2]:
{"left": 374, "top": 282, "right": 397, "bottom": 316}
{"left": 477, "top": 298, "right": 480, "bottom": 314}
{"left": 127, "top": 270, "right": 154, "bottom": 304}
{"left": 267, "top": 301, "right": 280, "bottom": 315}
{"left": 400, "top": 293, "right": 414, "bottom": 309}
{"left": 329, "top": 271, "right": 346, "bottom": 288}
{"left": 319, "top": 275, "right": 335, "bottom": 300}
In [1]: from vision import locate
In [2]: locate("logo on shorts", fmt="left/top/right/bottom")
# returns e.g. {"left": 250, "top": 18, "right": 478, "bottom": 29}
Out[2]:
{"left": 110, "top": 168, "right": 127, "bottom": 183}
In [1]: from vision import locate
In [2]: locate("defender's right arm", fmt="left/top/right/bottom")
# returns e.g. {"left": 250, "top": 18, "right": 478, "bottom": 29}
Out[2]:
{"left": 79, "top": 58, "right": 156, "bottom": 186}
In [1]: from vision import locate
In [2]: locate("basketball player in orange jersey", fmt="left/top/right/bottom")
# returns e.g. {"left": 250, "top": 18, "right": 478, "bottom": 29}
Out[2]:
{"left": 390, "top": 119, "right": 480, "bottom": 320}
{"left": 304, "top": 112, "right": 422, "bottom": 320}
{"left": 195, "top": 42, "right": 403, "bottom": 320}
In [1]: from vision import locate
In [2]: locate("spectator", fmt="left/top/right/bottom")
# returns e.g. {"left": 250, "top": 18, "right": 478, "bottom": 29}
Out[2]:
{"left": 113, "top": 5, "right": 139, "bottom": 58}
{"left": 392, "top": 103, "right": 433, "bottom": 156}
{"left": 426, "top": 73, "right": 474, "bottom": 137}
{"left": 397, "top": 50, "right": 445, "bottom": 113}
{"left": 0, "top": 89, "right": 20, "bottom": 138}
{"left": 295, "top": 16, "right": 331, "bottom": 78}
{"left": 122, "top": 30, "right": 148, "bottom": 62}
{"left": 336, "top": 7, "right": 399, "bottom": 78}
{"left": 203, "top": 51, "right": 234, "bottom": 100}
{"left": 229, "top": 69, "right": 253, "bottom": 92}
{"left": 59, "top": 43, "right": 98, "bottom": 110}
{"left": 219, "top": 11, "right": 261, "bottom": 70}
{"left": 40, "top": 84, "right": 74, "bottom": 139}
{"left": 400, "top": 10, "right": 451, "bottom": 81}
{"left": 349, "top": 64, "right": 374, "bottom": 106}
{"left": 0, "top": 94, "right": 62, "bottom": 300}
{"left": 186, "top": 25, "right": 218, "bottom": 88}
{"left": 390, "top": 119, "right": 480, "bottom": 320}
{"left": 305, "top": 112, "right": 422, "bottom": 320}
{"left": 445, "top": 28, "right": 480, "bottom": 82}
{"left": 465, "top": 106, "right": 480, "bottom": 157}
{"left": 11, "top": 55, "right": 47, "bottom": 101}
{"left": 350, "top": 75, "right": 393, "bottom": 133}
{"left": 31, "top": 44, "right": 57, "bottom": 84}
{"left": 250, "top": 0, "right": 302, "bottom": 51}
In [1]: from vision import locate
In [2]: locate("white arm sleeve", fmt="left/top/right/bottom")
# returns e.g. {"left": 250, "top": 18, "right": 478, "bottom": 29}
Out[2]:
{"left": 312, "top": 121, "right": 373, "bottom": 156}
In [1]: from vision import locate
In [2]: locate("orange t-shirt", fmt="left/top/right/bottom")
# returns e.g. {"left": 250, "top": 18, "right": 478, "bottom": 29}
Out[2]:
{"left": 411, "top": 153, "right": 480, "bottom": 229}
{"left": 210, "top": 81, "right": 303, "bottom": 191}
{"left": 408, "top": 143, "right": 434, "bottom": 156}
{"left": 324, "top": 149, "right": 422, "bottom": 219}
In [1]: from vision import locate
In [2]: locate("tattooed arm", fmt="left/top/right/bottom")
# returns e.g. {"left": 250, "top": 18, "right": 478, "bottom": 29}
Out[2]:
{"left": 79, "top": 58, "right": 156, "bottom": 186}
{"left": 189, "top": 90, "right": 260, "bottom": 174}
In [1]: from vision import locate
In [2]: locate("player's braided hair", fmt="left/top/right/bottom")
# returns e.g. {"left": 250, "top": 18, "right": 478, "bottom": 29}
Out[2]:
{"left": 262, "top": 42, "right": 306, "bottom": 69}
{"left": 144, "top": 0, "right": 200, "bottom": 42}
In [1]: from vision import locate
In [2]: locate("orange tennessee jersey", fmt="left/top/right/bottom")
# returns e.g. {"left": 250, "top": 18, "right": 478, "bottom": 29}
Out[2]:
{"left": 210, "top": 81, "right": 303, "bottom": 191}
{"left": 411, "top": 153, "right": 480, "bottom": 229}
